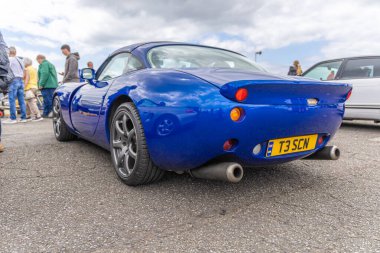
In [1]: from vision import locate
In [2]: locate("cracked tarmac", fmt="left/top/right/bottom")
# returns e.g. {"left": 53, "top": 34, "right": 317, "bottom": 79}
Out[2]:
{"left": 0, "top": 120, "right": 379, "bottom": 252}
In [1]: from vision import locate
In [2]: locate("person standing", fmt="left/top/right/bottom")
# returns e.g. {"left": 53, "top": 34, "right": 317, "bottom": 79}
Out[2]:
{"left": 287, "top": 65, "right": 297, "bottom": 76}
{"left": 3, "top": 46, "right": 27, "bottom": 124}
{"left": 0, "top": 31, "right": 10, "bottom": 152}
{"left": 72, "top": 52, "right": 84, "bottom": 82}
{"left": 36, "top": 54, "right": 58, "bottom": 118}
{"left": 87, "top": 61, "right": 94, "bottom": 69}
{"left": 24, "top": 57, "right": 43, "bottom": 121}
{"left": 288, "top": 60, "right": 303, "bottom": 76}
{"left": 293, "top": 60, "right": 303, "bottom": 76}
{"left": 60, "top": 44, "right": 79, "bottom": 83}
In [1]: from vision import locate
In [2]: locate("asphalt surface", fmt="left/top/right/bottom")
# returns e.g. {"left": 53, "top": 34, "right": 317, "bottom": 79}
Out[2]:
{"left": 0, "top": 119, "right": 379, "bottom": 252}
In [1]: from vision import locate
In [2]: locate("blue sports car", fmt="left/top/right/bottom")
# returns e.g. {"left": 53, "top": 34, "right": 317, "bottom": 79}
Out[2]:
{"left": 53, "top": 42, "right": 352, "bottom": 185}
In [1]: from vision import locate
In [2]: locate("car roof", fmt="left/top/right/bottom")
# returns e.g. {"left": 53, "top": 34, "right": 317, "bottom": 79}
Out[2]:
{"left": 303, "top": 55, "right": 380, "bottom": 76}
{"left": 316, "top": 55, "right": 380, "bottom": 63}
{"left": 110, "top": 41, "right": 245, "bottom": 57}
{"left": 111, "top": 41, "right": 171, "bottom": 54}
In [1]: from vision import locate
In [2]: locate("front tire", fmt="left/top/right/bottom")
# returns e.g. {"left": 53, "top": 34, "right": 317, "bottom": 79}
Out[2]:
{"left": 110, "top": 102, "right": 164, "bottom": 186}
{"left": 53, "top": 96, "right": 76, "bottom": 141}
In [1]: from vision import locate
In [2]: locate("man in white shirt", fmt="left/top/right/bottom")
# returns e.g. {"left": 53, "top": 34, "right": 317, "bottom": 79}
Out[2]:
{"left": 3, "top": 46, "right": 27, "bottom": 124}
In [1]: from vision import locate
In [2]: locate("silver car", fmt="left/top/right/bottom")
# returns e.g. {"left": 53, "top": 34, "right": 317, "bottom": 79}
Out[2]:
{"left": 303, "top": 56, "right": 380, "bottom": 123}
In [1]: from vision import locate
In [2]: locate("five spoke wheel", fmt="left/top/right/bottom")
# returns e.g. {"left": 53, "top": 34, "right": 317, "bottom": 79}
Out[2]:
{"left": 110, "top": 102, "right": 164, "bottom": 185}
{"left": 52, "top": 97, "right": 76, "bottom": 141}
{"left": 112, "top": 112, "right": 138, "bottom": 177}
{"left": 53, "top": 98, "right": 61, "bottom": 137}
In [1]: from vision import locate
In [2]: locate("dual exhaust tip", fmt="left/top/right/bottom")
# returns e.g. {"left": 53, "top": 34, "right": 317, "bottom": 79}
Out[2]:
{"left": 190, "top": 146, "right": 340, "bottom": 183}
{"left": 303, "top": 145, "right": 340, "bottom": 160}
{"left": 190, "top": 162, "right": 244, "bottom": 183}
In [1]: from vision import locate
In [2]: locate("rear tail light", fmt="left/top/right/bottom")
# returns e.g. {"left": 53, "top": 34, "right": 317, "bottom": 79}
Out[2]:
{"left": 235, "top": 88, "right": 248, "bottom": 102}
{"left": 318, "top": 136, "right": 325, "bottom": 145}
{"left": 346, "top": 89, "right": 352, "bottom": 101}
{"left": 223, "top": 139, "right": 238, "bottom": 151}
{"left": 230, "top": 107, "right": 244, "bottom": 122}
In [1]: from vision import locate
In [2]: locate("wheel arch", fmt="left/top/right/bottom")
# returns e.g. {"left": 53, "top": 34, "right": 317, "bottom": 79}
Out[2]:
{"left": 102, "top": 69, "right": 222, "bottom": 170}
{"left": 106, "top": 95, "right": 135, "bottom": 142}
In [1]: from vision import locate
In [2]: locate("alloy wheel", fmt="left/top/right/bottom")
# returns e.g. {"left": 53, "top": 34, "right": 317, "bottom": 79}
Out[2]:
{"left": 52, "top": 99, "right": 61, "bottom": 137}
{"left": 111, "top": 111, "right": 138, "bottom": 177}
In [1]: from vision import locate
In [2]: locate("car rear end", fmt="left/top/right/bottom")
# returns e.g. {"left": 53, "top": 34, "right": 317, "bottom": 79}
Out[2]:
{"left": 210, "top": 78, "right": 352, "bottom": 167}
{"left": 141, "top": 69, "right": 352, "bottom": 172}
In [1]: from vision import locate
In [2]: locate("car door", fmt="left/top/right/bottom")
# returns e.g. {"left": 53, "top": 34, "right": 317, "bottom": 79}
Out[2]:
{"left": 71, "top": 53, "right": 131, "bottom": 137}
{"left": 336, "top": 57, "right": 380, "bottom": 108}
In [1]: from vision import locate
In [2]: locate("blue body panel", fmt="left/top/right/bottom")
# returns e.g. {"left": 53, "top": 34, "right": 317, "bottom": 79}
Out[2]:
{"left": 55, "top": 42, "right": 352, "bottom": 171}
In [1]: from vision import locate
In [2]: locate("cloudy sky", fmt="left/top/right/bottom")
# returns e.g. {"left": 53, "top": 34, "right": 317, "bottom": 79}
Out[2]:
{"left": 1, "top": 0, "right": 380, "bottom": 75}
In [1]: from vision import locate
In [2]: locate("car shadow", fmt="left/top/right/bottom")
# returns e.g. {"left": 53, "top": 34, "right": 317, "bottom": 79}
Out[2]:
{"left": 74, "top": 136, "right": 325, "bottom": 210}
{"left": 341, "top": 121, "right": 380, "bottom": 131}
{"left": 160, "top": 162, "right": 321, "bottom": 192}
{"left": 133, "top": 162, "right": 326, "bottom": 218}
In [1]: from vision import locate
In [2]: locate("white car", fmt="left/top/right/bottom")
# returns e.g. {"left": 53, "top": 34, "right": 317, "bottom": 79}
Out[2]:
{"left": 303, "top": 56, "right": 380, "bottom": 123}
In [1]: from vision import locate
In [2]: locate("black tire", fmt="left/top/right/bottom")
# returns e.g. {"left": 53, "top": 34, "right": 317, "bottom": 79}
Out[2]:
{"left": 110, "top": 102, "right": 164, "bottom": 186}
{"left": 53, "top": 96, "right": 76, "bottom": 142}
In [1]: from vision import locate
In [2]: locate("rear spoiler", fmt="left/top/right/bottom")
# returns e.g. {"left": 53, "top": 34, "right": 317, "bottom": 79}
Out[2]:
{"left": 220, "top": 80, "right": 352, "bottom": 105}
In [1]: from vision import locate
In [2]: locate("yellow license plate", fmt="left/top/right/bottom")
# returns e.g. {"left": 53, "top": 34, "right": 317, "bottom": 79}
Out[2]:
{"left": 266, "top": 134, "right": 318, "bottom": 157}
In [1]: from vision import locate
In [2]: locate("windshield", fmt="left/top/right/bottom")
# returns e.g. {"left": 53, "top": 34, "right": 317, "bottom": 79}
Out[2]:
{"left": 147, "top": 45, "right": 265, "bottom": 72}
{"left": 303, "top": 60, "right": 343, "bottom": 81}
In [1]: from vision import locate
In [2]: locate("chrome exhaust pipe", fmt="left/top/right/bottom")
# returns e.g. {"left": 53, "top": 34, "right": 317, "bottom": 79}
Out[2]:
{"left": 304, "top": 145, "right": 340, "bottom": 160}
{"left": 190, "top": 162, "right": 244, "bottom": 183}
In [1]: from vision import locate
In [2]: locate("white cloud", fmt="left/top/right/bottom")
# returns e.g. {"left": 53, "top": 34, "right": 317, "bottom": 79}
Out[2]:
{"left": 200, "top": 37, "right": 255, "bottom": 55}
{"left": 15, "top": 46, "right": 61, "bottom": 71}
{"left": 7, "top": 36, "right": 58, "bottom": 48}
{"left": 1, "top": 0, "right": 380, "bottom": 72}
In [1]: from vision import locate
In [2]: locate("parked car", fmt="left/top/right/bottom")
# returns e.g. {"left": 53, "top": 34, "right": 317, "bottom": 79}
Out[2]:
{"left": 303, "top": 56, "right": 380, "bottom": 123}
{"left": 53, "top": 42, "right": 351, "bottom": 186}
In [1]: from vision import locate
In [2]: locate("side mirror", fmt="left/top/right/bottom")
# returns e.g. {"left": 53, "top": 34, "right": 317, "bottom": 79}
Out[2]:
{"left": 81, "top": 68, "right": 96, "bottom": 84}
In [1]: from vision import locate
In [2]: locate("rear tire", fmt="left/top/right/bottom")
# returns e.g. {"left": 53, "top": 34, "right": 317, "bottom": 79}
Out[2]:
{"left": 110, "top": 102, "right": 164, "bottom": 186}
{"left": 53, "top": 96, "right": 76, "bottom": 142}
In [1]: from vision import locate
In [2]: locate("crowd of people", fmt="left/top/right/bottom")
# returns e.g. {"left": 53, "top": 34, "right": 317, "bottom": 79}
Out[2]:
{"left": 0, "top": 30, "right": 94, "bottom": 153}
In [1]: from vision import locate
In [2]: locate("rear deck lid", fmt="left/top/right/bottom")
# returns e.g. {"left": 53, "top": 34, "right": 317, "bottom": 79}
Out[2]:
{"left": 178, "top": 68, "right": 352, "bottom": 105}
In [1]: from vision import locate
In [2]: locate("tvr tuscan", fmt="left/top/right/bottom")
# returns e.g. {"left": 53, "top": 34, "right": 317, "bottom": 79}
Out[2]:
{"left": 53, "top": 42, "right": 352, "bottom": 185}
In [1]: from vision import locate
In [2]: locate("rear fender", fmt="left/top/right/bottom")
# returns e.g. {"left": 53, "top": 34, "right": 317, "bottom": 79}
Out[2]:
{"left": 97, "top": 69, "right": 223, "bottom": 162}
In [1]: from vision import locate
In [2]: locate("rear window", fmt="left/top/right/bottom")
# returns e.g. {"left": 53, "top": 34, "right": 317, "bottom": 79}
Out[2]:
{"left": 341, "top": 58, "right": 380, "bottom": 79}
{"left": 147, "top": 45, "right": 266, "bottom": 72}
